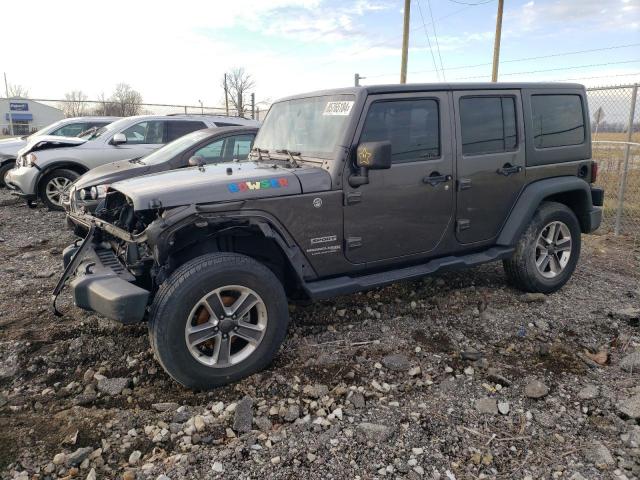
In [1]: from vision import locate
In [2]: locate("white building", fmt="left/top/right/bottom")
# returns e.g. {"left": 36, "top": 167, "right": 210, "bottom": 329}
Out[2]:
{"left": 1, "top": 98, "right": 64, "bottom": 136}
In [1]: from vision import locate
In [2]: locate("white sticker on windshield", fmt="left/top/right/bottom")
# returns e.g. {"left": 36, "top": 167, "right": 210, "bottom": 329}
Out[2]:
{"left": 323, "top": 101, "right": 354, "bottom": 116}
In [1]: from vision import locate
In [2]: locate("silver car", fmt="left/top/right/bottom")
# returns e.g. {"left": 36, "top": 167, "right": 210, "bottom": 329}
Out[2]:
{"left": 0, "top": 116, "right": 119, "bottom": 187}
{"left": 6, "top": 114, "right": 259, "bottom": 210}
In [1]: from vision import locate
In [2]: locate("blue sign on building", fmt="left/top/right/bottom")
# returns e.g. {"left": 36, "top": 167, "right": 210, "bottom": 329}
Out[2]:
{"left": 9, "top": 102, "right": 28, "bottom": 111}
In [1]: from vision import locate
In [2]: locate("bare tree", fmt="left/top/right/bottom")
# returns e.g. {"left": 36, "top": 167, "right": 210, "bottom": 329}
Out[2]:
{"left": 109, "top": 83, "right": 143, "bottom": 116}
{"left": 59, "top": 90, "right": 88, "bottom": 117}
{"left": 5, "top": 83, "right": 29, "bottom": 98}
{"left": 222, "top": 68, "right": 255, "bottom": 117}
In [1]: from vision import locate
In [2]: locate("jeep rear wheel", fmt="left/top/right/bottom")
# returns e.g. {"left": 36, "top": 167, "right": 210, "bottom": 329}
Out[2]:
{"left": 503, "top": 201, "right": 581, "bottom": 294}
{"left": 148, "top": 253, "right": 289, "bottom": 389}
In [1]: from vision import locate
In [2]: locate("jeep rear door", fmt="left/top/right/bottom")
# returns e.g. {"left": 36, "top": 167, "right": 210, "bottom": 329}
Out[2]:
{"left": 453, "top": 90, "right": 526, "bottom": 244}
{"left": 343, "top": 92, "right": 454, "bottom": 264}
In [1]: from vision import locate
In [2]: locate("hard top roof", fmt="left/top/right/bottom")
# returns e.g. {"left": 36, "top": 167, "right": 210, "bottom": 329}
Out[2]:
{"left": 276, "top": 82, "right": 585, "bottom": 102}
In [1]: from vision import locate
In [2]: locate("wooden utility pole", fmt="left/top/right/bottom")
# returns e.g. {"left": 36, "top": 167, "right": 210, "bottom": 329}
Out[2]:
{"left": 224, "top": 73, "right": 229, "bottom": 116}
{"left": 491, "top": 0, "right": 504, "bottom": 82}
{"left": 400, "top": 0, "right": 411, "bottom": 84}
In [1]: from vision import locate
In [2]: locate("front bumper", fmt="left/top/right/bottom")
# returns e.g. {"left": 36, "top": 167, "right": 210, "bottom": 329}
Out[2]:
{"left": 5, "top": 165, "right": 39, "bottom": 197}
{"left": 60, "top": 239, "right": 149, "bottom": 324}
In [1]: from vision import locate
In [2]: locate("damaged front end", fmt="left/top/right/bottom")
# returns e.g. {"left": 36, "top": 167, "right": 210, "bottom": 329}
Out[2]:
{"left": 54, "top": 190, "right": 165, "bottom": 324}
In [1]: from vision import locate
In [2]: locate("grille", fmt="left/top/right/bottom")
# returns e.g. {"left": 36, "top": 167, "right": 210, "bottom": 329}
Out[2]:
{"left": 95, "top": 248, "right": 126, "bottom": 275}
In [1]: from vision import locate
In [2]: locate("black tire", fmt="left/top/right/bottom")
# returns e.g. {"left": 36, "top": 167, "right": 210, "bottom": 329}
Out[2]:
{"left": 149, "top": 252, "right": 289, "bottom": 389}
{"left": 38, "top": 169, "right": 79, "bottom": 211}
{"left": 0, "top": 161, "right": 14, "bottom": 188}
{"left": 503, "top": 201, "right": 581, "bottom": 294}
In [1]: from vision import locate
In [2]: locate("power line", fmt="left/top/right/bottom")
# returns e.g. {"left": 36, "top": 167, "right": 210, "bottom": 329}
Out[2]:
{"left": 415, "top": 0, "right": 442, "bottom": 81}
{"left": 319, "top": 4, "right": 474, "bottom": 67}
{"left": 451, "top": 59, "right": 640, "bottom": 80}
{"left": 426, "top": 0, "right": 446, "bottom": 80}
{"left": 363, "top": 42, "right": 640, "bottom": 79}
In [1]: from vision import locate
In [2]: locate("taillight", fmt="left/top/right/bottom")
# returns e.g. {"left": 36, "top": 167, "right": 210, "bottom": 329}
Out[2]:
{"left": 591, "top": 161, "right": 598, "bottom": 184}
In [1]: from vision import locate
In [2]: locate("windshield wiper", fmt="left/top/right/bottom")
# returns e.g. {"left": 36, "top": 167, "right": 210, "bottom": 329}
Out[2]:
{"left": 275, "top": 149, "right": 302, "bottom": 168}
{"left": 251, "top": 147, "right": 271, "bottom": 161}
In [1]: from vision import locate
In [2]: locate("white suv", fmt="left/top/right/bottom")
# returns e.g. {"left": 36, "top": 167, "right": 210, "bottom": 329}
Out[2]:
{"left": 0, "top": 116, "right": 119, "bottom": 187}
{"left": 6, "top": 114, "right": 259, "bottom": 209}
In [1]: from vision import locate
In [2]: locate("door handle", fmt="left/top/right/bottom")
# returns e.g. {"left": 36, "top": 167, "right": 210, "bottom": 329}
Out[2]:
{"left": 497, "top": 163, "right": 522, "bottom": 176}
{"left": 423, "top": 172, "right": 452, "bottom": 186}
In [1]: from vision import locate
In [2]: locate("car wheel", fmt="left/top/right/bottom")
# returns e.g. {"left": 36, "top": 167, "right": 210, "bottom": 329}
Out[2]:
{"left": 38, "top": 169, "right": 79, "bottom": 210}
{"left": 149, "top": 252, "right": 289, "bottom": 389}
{"left": 503, "top": 201, "right": 581, "bottom": 294}
{"left": 0, "top": 161, "right": 14, "bottom": 188}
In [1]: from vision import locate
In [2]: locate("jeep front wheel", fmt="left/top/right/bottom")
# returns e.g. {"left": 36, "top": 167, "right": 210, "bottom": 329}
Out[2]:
{"left": 148, "top": 253, "right": 289, "bottom": 389}
{"left": 503, "top": 201, "right": 581, "bottom": 294}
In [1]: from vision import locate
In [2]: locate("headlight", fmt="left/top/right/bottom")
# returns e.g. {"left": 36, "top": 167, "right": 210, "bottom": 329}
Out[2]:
{"left": 78, "top": 184, "right": 109, "bottom": 201}
{"left": 24, "top": 153, "right": 37, "bottom": 167}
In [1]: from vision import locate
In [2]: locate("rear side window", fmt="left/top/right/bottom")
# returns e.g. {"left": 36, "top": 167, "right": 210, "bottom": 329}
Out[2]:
{"left": 360, "top": 99, "right": 440, "bottom": 163}
{"left": 214, "top": 122, "right": 241, "bottom": 127}
{"left": 166, "top": 121, "right": 206, "bottom": 142}
{"left": 531, "top": 94, "right": 585, "bottom": 148}
{"left": 460, "top": 96, "right": 517, "bottom": 155}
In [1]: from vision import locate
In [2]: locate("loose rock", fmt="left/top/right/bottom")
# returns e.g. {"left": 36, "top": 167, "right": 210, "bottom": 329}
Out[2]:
{"left": 525, "top": 379, "right": 549, "bottom": 399}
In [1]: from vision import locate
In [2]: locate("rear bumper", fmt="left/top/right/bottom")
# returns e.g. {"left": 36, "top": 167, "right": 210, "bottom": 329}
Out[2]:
{"left": 583, "top": 207, "right": 602, "bottom": 233}
{"left": 62, "top": 242, "right": 149, "bottom": 324}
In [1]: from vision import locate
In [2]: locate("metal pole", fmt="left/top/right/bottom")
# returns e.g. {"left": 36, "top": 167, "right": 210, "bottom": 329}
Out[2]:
{"left": 3, "top": 72, "right": 14, "bottom": 136}
{"left": 400, "top": 0, "right": 410, "bottom": 84}
{"left": 614, "top": 83, "right": 638, "bottom": 235}
{"left": 256, "top": 106, "right": 260, "bottom": 121}
{"left": 251, "top": 93, "right": 255, "bottom": 119}
{"left": 184, "top": 105, "right": 187, "bottom": 114}
{"left": 224, "top": 74, "right": 229, "bottom": 116}
{"left": 491, "top": 0, "right": 504, "bottom": 82}
{"left": 237, "top": 92, "right": 242, "bottom": 117}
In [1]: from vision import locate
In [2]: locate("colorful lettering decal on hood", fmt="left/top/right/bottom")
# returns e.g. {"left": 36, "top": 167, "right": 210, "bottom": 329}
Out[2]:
{"left": 228, "top": 177, "right": 289, "bottom": 193}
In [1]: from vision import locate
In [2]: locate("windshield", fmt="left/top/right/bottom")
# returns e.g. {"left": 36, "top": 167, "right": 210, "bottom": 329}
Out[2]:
{"left": 24, "top": 119, "right": 71, "bottom": 140}
{"left": 140, "top": 129, "right": 211, "bottom": 165}
{"left": 253, "top": 94, "right": 355, "bottom": 159}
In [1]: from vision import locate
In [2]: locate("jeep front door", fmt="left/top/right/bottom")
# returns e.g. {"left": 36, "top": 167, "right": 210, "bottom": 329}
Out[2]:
{"left": 343, "top": 93, "right": 454, "bottom": 264}
{"left": 453, "top": 91, "right": 525, "bottom": 244}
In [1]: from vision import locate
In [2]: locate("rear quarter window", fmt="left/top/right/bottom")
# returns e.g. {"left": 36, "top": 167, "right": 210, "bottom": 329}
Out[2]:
{"left": 166, "top": 121, "right": 207, "bottom": 142}
{"left": 531, "top": 94, "right": 585, "bottom": 148}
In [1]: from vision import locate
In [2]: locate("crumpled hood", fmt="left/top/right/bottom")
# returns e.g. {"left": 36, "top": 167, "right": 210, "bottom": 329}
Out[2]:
{"left": 18, "top": 135, "right": 86, "bottom": 156}
{"left": 74, "top": 158, "right": 152, "bottom": 190}
{"left": 110, "top": 161, "right": 302, "bottom": 210}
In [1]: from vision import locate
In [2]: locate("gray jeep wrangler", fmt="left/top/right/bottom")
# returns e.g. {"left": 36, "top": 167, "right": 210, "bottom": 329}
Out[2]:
{"left": 59, "top": 82, "right": 603, "bottom": 389}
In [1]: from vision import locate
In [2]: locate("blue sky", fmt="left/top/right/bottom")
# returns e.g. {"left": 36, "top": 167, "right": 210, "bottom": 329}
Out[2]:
{"left": 2, "top": 0, "right": 639, "bottom": 106}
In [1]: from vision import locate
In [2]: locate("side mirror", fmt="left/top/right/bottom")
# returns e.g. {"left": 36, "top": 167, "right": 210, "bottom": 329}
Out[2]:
{"left": 111, "top": 133, "right": 127, "bottom": 145}
{"left": 350, "top": 141, "right": 392, "bottom": 187}
{"left": 188, "top": 155, "right": 206, "bottom": 168}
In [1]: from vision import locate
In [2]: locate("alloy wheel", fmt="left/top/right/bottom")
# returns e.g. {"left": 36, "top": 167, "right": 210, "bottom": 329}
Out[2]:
{"left": 184, "top": 285, "right": 268, "bottom": 368}
{"left": 535, "top": 221, "right": 572, "bottom": 279}
{"left": 45, "top": 177, "right": 73, "bottom": 206}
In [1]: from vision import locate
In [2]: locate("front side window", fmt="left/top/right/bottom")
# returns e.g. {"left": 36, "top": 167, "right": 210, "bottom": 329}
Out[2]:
{"left": 194, "top": 139, "right": 224, "bottom": 163}
{"left": 121, "top": 121, "right": 165, "bottom": 144}
{"left": 360, "top": 99, "right": 440, "bottom": 163}
{"left": 166, "top": 121, "right": 206, "bottom": 142}
{"left": 460, "top": 96, "right": 517, "bottom": 155}
{"left": 532, "top": 94, "right": 585, "bottom": 148}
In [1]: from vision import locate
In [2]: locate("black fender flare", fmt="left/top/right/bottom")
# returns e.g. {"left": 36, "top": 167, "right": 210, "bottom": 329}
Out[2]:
{"left": 497, "top": 176, "right": 594, "bottom": 246}
{"left": 145, "top": 205, "right": 318, "bottom": 283}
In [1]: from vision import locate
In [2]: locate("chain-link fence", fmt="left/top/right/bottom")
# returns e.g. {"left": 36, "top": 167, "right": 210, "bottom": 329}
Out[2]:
{"left": 587, "top": 84, "right": 639, "bottom": 239}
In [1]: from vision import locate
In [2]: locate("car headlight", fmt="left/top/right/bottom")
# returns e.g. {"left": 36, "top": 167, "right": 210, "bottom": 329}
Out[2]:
{"left": 78, "top": 184, "right": 109, "bottom": 201}
{"left": 23, "top": 153, "right": 37, "bottom": 167}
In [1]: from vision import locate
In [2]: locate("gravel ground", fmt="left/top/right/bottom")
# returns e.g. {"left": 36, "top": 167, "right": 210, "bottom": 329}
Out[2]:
{"left": 0, "top": 189, "right": 639, "bottom": 480}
